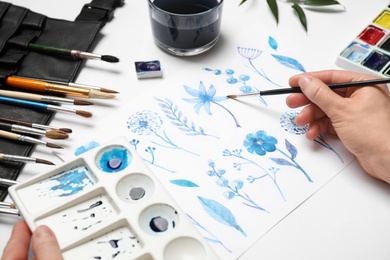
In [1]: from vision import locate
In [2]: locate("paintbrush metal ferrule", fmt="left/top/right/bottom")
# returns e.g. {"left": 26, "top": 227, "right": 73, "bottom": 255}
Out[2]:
{"left": 17, "top": 134, "right": 47, "bottom": 146}
{"left": 0, "top": 201, "right": 16, "bottom": 208}
{"left": 71, "top": 50, "right": 101, "bottom": 60}
{"left": 0, "top": 177, "right": 19, "bottom": 186}
{"left": 0, "top": 208, "right": 20, "bottom": 216}
{"left": 10, "top": 124, "right": 47, "bottom": 136}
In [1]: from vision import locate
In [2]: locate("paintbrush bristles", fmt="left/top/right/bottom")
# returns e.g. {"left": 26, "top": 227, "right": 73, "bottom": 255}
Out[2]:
{"left": 89, "top": 89, "right": 115, "bottom": 99}
{"left": 100, "top": 88, "right": 119, "bottom": 94}
{"left": 45, "top": 130, "right": 69, "bottom": 139}
{"left": 36, "top": 158, "right": 55, "bottom": 165}
{"left": 46, "top": 143, "right": 63, "bottom": 149}
{"left": 76, "top": 110, "right": 93, "bottom": 118}
{"left": 73, "top": 99, "right": 94, "bottom": 105}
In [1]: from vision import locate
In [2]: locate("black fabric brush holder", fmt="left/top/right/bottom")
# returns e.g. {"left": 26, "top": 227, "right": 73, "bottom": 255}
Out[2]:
{"left": 0, "top": 0, "right": 123, "bottom": 201}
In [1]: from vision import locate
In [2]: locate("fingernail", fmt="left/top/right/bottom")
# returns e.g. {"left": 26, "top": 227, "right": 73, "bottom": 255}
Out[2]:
{"left": 299, "top": 75, "right": 313, "bottom": 91}
{"left": 34, "top": 225, "right": 53, "bottom": 238}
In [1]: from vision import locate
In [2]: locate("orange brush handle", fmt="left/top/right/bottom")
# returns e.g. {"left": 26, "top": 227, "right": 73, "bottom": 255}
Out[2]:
{"left": 6, "top": 77, "right": 90, "bottom": 98}
{"left": 6, "top": 77, "right": 47, "bottom": 92}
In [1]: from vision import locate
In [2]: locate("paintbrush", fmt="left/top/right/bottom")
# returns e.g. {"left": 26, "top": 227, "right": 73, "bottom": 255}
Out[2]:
{"left": 0, "top": 116, "right": 72, "bottom": 133}
{"left": 6, "top": 77, "right": 115, "bottom": 99}
{"left": 0, "top": 96, "right": 92, "bottom": 118}
{"left": 226, "top": 78, "right": 390, "bottom": 99}
{"left": 0, "top": 122, "right": 68, "bottom": 140}
{"left": 15, "top": 76, "right": 119, "bottom": 94}
{"left": 0, "top": 208, "right": 20, "bottom": 216}
{"left": 28, "top": 43, "right": 119, "bottom": 63}
{"left": 0, "top": 130, "right": 63, "bottom": 149}
{"left": 0, "top": 89, "right": 93, "bottom": 106}
{"left": 0, "top": 153, "right": 54, "bottom": 166}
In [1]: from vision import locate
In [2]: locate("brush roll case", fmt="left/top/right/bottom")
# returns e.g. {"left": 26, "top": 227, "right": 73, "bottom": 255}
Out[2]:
{"left": 0, "top": 0, "right": 123, "bottom": 201}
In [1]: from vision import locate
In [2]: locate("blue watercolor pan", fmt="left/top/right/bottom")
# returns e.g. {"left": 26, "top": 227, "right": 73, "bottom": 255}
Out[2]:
{"left": 336, "top": 4, "right": 390, "bottom": 77}
{"left": 8, "top": 136, "right": 219, "bottom": 260}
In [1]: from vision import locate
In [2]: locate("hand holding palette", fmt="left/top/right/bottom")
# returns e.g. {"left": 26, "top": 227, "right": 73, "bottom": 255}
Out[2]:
{"left": 337, "top": 4, "right": 390, "bottom": 77}
{"left": 8, "top": 136, "right": 219, "bottom": 260}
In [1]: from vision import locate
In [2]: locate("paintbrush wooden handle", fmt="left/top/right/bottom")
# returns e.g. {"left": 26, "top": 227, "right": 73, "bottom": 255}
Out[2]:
{"left": 0, "top": 89, "right": 42, "bottom": 102}
{"left": 6, "top": 77, "right": 90, "bottom": 98}
{"left": 0, "top": 130, "right": 18, "bottom": 140}
{"left": 6, "top": 77, "right": 47, "bottom": 92}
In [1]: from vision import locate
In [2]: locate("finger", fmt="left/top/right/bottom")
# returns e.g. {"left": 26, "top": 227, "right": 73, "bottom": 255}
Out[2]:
{"left": 298, "top": 75, "right": 345, "bottom": 116}
{"left": 289, "top": 70, "right": 376, "bottom": 87}
{"left": 32, "top": 225, "right": 63, "bottom": 260}
{"left": 2, "top": 221, "right": 31, "bottom": 260}
{"left": 306, "top": 117, "right": 334, "bottom": 140}
{"left": 295, "top": 104, "right": 326, "bottom": 126}
{"left": 286, "top": 93, "right": 310, "bottom": 108}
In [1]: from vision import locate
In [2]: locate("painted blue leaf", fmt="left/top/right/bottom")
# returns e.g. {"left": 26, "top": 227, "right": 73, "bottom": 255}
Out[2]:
{"left": 271, "top": 54, "right": 306, "bottom": 72}
{"left": 198, "top": 196, "right": 247, "bottom": 237}
{"left": 269, "top": 157, "right": 295, "bottom": 167}
{"left": 170, "top": 179, "right": 199, "bottom": 187}
{"left": 203, "top": 68, "right": 213, "bottom": 71}
{"left": 268, "top": 36, "right": 278, "bottom": 51}
{"left": 285, "top": 139, "right": 297, "bottom": 159}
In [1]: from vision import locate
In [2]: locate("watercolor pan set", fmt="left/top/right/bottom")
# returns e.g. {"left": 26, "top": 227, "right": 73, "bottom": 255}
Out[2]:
{"left": 336, "top": 4, "right": 390, "bottom": 77}
{"left": 8, "top": 136, "right": 218, "bottom": 260}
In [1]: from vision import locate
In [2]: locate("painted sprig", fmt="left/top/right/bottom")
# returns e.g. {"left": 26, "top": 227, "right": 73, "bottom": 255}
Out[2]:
{"left": 239, "top": 0, "right": 344, "bottom": 32}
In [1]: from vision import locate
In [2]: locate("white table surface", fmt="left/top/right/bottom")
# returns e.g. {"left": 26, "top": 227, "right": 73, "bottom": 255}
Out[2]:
{"left": 1, "top": 0, "right": 390, "bottom": 259}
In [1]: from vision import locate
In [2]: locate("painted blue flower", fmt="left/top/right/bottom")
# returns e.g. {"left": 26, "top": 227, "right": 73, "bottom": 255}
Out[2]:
{"left": 280, "top": 110, "right": 308, "bottom": 135}
{"left": 127, "top": 110, "right": 163, "bottom": 135}
{"left": 243, "top": 130, "right": 277, "bottom": 156}
{"left": 183, "top": 81, "right": 228, "bottom": 115}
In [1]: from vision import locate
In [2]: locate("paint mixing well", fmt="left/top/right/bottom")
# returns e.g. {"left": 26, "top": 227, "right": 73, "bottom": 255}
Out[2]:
{"left": 9, "top": 136, "right": 219, "bottom": 260}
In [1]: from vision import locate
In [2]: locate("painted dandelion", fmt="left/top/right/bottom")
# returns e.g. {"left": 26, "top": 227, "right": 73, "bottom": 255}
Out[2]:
{"left": 237, "top": 47, "right": 283, "bottom": 88}
{"left": 127, "top": 110, "right": 198, "bottom": 156}
{"left": 183, "top": 81, "right": 241, "bottom": 128}
{"left": 280, "top": 110, "right": 308, "bottom": 135}
{"left": 280, "top": 110, "right": 344, "bottom": 163}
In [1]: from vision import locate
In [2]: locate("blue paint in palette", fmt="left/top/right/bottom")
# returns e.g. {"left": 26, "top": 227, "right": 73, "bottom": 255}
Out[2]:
{"left": 48, "top": 165, "right": 95, "bottom": 197}
{"left": 98, "top": 148, "right": 131, "bottom": 173}
{"left": 363, "top": 51, "right": 390, "bottom": 71}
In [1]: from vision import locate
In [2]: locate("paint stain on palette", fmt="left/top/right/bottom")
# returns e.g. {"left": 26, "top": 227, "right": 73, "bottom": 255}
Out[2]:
{"left": 16, "top": 162, "right": 96, "bottom": 215}
{"left": 337, "top": 5, "right": 390, "bottom": 77}
{"left": 62, "top": 226, "right": 142, "bottom": 260}
{"left": 35, "top": 193, "right": 117, "bottom": 245}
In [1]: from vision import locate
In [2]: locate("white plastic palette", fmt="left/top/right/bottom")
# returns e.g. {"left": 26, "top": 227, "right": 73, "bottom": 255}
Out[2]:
{"left": 336, "top": 4, "right": 390, "bottom": 77}
{"left": 9, "top": 136, "right": 219, "bottom": 260}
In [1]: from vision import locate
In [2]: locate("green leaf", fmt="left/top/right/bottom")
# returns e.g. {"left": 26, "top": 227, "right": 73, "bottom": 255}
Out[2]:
{"left": 267, "top": 0, "right": 279, "bottom": 24}
{"left": 303, "top": 0, "right": 341, "bottom": 6}
{"left": 239, "top": 0, "right": 247, "bottom": 6}
{"left": 292, "top": 3, "right": 307, "bottom": 32}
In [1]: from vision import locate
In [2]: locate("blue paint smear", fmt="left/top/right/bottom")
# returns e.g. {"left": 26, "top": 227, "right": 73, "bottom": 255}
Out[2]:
{"left": 98, "top": 148, "right": 131, "bottom": 173}
{"left": 48, "top": 166, "right": 95, "bottom": 197}
{"left": 75, "top": 141, "right": 100, "bottom": 156}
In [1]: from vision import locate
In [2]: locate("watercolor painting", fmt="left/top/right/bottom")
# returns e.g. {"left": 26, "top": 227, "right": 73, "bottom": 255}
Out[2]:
{"left": 60, "top": 34, "right": 352, "bottom": 260}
